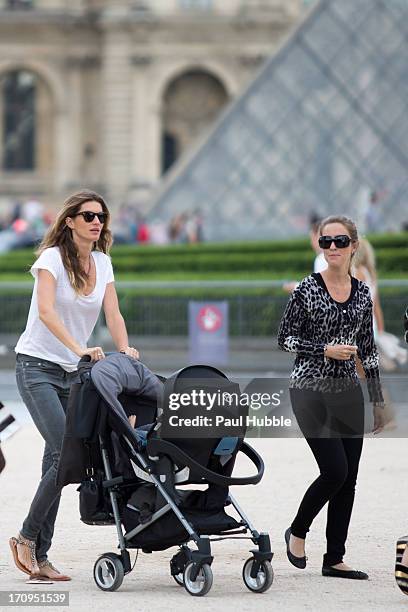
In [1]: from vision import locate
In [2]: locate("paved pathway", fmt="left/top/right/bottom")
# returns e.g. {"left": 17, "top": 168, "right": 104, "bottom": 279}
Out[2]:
{"left": 0, "top": 425, "right": 407, "bottom": 611}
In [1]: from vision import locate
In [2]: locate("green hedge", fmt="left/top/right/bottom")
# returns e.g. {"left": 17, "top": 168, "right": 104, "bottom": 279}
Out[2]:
{"left": 111, "top": 252, "right": 315, "bottom": 274}
{"left": 111, "top": 232, "right": 408, "bottom": 255}
{"left": 0, "top": 233, "right": 407, "bottom": 278}
{"left": 1, "top": 249, "right": 406, "bottom": 275}
{"left": 110, "top": 238, "right": 312, "bottom": 256}
{"left": 375, "top": 248, "right": 408, "bottom": 272}
{"left": 0, "top": 252, "right": 313, "bottom": 274}
{"left": 367, "top": 233, "right": 408, "bottom": 249}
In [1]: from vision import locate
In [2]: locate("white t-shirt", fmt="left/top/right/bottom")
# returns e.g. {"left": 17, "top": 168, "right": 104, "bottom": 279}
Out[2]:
{"left": 15, "top": 247, "right": 114, "bottom": 372}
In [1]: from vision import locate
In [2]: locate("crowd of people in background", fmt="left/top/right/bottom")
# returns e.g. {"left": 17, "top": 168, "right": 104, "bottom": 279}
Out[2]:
{"left": 0, "top": 198, "right": 51, "bottom": 234}
{"left": 3, "top": 185, "right": 408, "bottom": 252}
{"left": 3, "top": 186, "right": 408, "bottom": 260}
{"left": 0, "top": 199, "right": 205, "bottom": 251}
{"left": 113, "top": 206, "right": 204, "bottom": 245}
{"left": 0, "top": 198, "right": 53, "bottom": 254}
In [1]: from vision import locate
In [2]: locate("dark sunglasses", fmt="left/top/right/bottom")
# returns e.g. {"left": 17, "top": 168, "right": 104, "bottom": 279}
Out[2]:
{"left": 74, "top": 211, "right": 108, "bottom": 224}
{"left": 318, "top": 234, "right": 351, "bottom": 249}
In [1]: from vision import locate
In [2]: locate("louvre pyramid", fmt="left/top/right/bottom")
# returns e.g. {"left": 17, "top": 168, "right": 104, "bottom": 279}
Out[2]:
{"left": 151, "top": 0, "right": 408, "bottom": 240}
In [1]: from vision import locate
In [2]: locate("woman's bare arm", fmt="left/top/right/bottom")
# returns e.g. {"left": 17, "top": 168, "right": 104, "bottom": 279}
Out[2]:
{"left": 103, "top": 282, "right": 129, "bottom": 351}
{"left": 103, "top": 282, "right": 140, "bottom": 358}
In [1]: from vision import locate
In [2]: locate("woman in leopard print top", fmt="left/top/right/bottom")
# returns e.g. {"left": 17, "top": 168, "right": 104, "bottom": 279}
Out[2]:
{"left": 278, "top": 269, "right": 383, "bottom": 401}
{"left": 278, "top": 215, "right": 384, "bottom": 582}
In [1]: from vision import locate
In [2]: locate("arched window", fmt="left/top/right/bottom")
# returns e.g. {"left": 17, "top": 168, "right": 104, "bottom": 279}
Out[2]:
{"left": 162, "top": 131, "right": 179, "bottom": 174}
{"left": 1, "top": 70, "right": 36, "bottom": 170}
{"left": 161, "top": 69, "right": 228, "bottom": 174}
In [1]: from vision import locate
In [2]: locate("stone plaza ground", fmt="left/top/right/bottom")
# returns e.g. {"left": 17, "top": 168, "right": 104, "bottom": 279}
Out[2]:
{"left": 1, "top": 417, "right": 407, "bottom": 612}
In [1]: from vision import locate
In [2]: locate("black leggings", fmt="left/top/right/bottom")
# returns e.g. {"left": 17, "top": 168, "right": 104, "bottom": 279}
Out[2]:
{"left": 289, "top": 386, "right": 364, "bottom": 567}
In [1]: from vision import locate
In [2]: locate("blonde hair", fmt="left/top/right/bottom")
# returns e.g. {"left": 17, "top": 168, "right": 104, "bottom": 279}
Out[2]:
{"left": 319, "top": 215, "right": 359, "bottom": 274}
{"left": 353, "top": 237, "right": 376, "bottom": 282}
{"left": 37, "top": 190, "right": 112, "bottom": 294}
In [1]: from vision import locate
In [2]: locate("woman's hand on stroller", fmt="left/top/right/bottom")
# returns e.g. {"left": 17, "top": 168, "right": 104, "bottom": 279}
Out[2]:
{"left": 120, "top": 346, "right": 140, "bottom": 360}
{"left": 80, "top": 346, "right": 105, "bottom": 361}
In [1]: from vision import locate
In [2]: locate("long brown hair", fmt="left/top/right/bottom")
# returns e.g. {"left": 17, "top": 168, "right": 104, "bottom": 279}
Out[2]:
{"left": 37, "top": 190, "right": 113, "bottom": 293}
{"left": 319, "top": 215, "right": 359, "bottom": 274}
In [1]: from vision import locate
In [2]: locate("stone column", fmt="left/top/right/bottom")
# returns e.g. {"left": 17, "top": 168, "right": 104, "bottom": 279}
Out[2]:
{"left": 129, "top": 54, "right": 161, "bottom": 209}
{"left": 54, "top": 58, "right": 82, "bottom": 194}
{"left": 100, "top": 24, "right": 133, "bottom": 207}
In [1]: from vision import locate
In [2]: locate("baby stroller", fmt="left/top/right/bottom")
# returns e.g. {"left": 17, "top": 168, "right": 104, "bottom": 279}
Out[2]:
{"left": 57, "top": 353, "right": 273, "bottom": 597}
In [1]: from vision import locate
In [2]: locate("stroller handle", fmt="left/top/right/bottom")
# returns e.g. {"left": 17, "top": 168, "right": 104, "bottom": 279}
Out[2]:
{"left": 146, "top": 439, "right": 264, "bottom": 486}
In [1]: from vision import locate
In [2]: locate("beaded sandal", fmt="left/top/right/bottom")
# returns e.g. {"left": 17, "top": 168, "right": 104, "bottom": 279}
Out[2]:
{"left": 9, "top": 535, "right": 39, "bottom": 576}
{"left": 38, "top": 560, "right": 71, "bottom": 582}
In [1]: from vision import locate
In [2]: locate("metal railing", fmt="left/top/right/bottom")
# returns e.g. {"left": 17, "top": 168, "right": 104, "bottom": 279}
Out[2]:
{"left": 0, "top": 279, "right": 407, "bottom": 344}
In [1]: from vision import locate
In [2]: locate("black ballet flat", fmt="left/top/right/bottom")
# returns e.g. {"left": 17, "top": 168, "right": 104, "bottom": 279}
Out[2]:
{"left": 284, "top": 528, "right": 307, "bottom": 569}
{"left": 322, "top": 566, "right": 368, "bottom": 580}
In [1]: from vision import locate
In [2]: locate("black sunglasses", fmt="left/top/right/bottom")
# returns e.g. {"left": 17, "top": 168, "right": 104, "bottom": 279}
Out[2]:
{"left": 74, "top": 211, "right": 108, "bottom": 224}
{"left": 318, "top": 234, "right": 351, "bottom": 249}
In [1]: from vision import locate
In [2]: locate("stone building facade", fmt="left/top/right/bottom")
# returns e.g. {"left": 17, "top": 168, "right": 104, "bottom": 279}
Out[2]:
{"left": 0, "top": 0, "right": 302, "bottom": 211}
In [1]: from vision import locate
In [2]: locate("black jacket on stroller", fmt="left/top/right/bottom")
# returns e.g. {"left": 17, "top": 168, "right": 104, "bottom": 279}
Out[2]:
{"left": 57, "top": 353, "right": 161, "bottom": 487}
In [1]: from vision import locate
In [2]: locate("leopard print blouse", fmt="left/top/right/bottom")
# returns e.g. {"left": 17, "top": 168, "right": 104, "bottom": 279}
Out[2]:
{"left": 278, "top": 273, "right": 383, "bottom": 402}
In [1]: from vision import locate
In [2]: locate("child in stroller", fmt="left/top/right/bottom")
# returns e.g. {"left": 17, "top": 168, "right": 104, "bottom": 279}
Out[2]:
{"left": 57, "top": 353, "right": 273, "bottom": 597}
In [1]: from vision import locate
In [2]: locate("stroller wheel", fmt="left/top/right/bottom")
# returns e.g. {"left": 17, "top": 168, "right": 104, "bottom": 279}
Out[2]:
{"left": 242, "top": 558, "right": 273, "bottom": 593}
{"left": 170, "top": 546, "right": 191, "bottom": 586}
{"left": 172, "top": 572, "right": 184, "bottom": 586}
{"left": 183, "top": 562, "right": 213, "bottom": 597}
{"left": 93, "top": 553, "right": 124, "bottom": 592}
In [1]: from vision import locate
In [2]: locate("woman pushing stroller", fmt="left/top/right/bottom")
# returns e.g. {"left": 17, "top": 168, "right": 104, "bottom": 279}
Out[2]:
{"left": 9, "top": 190, "right": 139, "bottom": 581}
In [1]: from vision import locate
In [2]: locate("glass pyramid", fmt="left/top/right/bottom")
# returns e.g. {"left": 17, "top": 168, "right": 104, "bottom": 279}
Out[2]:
{"left": 151, "top": 0, "right": 408, "bottom": 240}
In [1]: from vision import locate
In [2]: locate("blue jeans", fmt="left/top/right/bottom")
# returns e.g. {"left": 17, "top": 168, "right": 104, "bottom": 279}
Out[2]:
{"left": 16, "top": 354, "right": 78, "bottom": 561}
